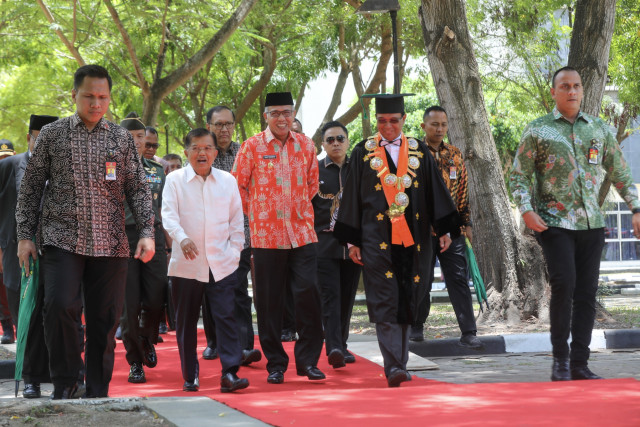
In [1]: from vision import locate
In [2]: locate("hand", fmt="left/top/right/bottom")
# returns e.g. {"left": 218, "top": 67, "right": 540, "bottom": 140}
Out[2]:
{"left": 348, "top": 245, "right": 363, "bottom": 266}
{"left": 522, "top": 211, "right": 548, "bottom": 233}
{"left": 134, "top": 237, "right": 155, "bottom": 263}
{"left": 463, "top": 226, "right": 473, "bottom": 243}
{"left": 439, "top": 234, "right": 451, "bottom": 252}
{"left": 633, "top": 212, "right": 640, "bottom": 239}
{"left": 17, "top": 240, "right": 38, "bottom": 277}
{"left": 180, "top": 238, "right": 199, "bottom": 260}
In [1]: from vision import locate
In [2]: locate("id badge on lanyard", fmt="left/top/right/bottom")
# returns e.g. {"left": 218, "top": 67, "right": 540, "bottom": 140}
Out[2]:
{"left": 105, "top": 149, "right": 117, "bottom": 180}
{"left": 588, "top": 139, "right": 599, "bottom": 165}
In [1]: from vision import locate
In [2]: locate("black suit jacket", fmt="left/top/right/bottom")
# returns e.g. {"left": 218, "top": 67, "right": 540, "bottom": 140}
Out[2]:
{"left": 0, "top": 152, "right": 29, "bottom": 289}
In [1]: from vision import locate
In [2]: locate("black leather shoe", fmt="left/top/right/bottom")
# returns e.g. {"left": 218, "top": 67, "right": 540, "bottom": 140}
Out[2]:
{"left": 409, "top": 325, "right": 424, "bottom": 342}
{"left": 23, "top": 383, "right": 41, "bottom": 399}
{"left": 387, "top": 368, "right": 411, "bottom": 387}
{"left": 220, "top": 372, "right": 249, "bottom": 393}
{"left": 128, "top": 362, "right": 146, "bottom": 383}
{"left": 183, "top": 377, "right": 199, "bottom": 392}
{"left": 344, "top": 350, "right": 356, "bottom": 364}
{"left": 459, "top": 333, "right": 484, "bottom": 349}
{"left": 158, "top": 322, "right": 168, "bottom": 335}
{"left": 156, "top": 335, "right": 164, "bottom": 343}
{"left": 551, "top": 357, "right": 571, "bottom": 381}
{"left": 51, "top": 383, "right": 79, "bottom": 400}
{"left": 241, "top": 349, "right": 262, "bottom": 366}
{"left": 202, "top": 346, "right": 218, "bottom": 360}
{"left": 328, "top": 348, "right": 346, "bottom": 369}
{"left": 280, "top": 329, "right": 297, "bottom": 342}
{"left": 115, "top": 325, "right": 122, "bottom": 340}
{"left": 296, "top": 365, "right": 326, "bottom": 380}
{"left": 571, "top": 365, "right": 603, "bottom": 380}
{"left": 267, "top": 370, "right": 285, "bottom": 384}
{"left": 141, "top": 337, "right": 157, "bottom": 368}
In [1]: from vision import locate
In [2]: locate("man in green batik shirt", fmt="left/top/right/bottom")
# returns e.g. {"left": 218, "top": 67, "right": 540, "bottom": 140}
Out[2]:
{"left": 510, "top": 66, "right": 640, "bottom": 383}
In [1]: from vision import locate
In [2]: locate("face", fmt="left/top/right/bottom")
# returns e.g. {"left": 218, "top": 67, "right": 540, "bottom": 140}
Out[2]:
{"left": 206, "top": 109, "right": 235, "bottom": 148}
{"left": 551, "top": 70, "right": 583, "bottom": 117}
{"left": 143, "top": 131, "right": 159, "bottom": 159}
{"left": 128, "top": 129, "right": 146, "bottom": 157}
{"left": 322, "top": 127, "right": 349, "bottom": 163}
{"left": 184, "top": 134, "right": 217, "bottom": 177}
{"left": 72, "top": 77, "right": 111, "bottom": 129}
{"left": 421, "top": 111, "right": 448, "bottom": 146}
{"left": 165, "top": 159, "right": 182, "bottom": 174}
{"left": 263, "top": 105, "right": 294, "bottom": 141}
{"left": 27, "top": 130, "right": 40, "bottom": 153}
{"left": 291, "top": 120, "right": 302, "bottom": 133}
{"left": 376, "top": 113, "right": 406, "bottom": 141}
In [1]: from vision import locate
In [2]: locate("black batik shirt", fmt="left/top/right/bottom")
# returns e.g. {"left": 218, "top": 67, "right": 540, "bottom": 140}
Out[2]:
{"left": 16, "top": 113, "right": 154, "bottom": 257}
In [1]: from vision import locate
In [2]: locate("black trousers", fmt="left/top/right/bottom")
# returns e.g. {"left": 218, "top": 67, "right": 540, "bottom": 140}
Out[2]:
{"left": 317, "top": 257, "right": 361, "bottom": 355}
{"left": 252, "top": 245, "right": 323, "bottom": 373}
{"left": 1, "top": 238, "right": 20, "bottom": 327}
{"left": 538, "top": 227, "right": 604, "bottom": 363}
{"left": 41, "top": 246, "right": 127, "bottom": 397}
{"left": 282, "top": 280, "right": 296, "bottom": 333}
{"left": 171, "top": 271, "right": 241, "bottom": 382}
{"left": 202, "top": 247, "right": 255, "bottom": 350}
{"left": 121, "top": 226, "right": 167, "bottom": 365}
{"left": 414, "top": 235, "right": 476, "bottom": 334}
{"left": 375, "top": 322, "right": 409, "bottom": 377}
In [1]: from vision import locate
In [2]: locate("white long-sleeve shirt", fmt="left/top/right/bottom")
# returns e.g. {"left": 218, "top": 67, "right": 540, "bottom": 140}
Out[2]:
{"left": 162, "top": 164, "right": 244, "bottom": 282}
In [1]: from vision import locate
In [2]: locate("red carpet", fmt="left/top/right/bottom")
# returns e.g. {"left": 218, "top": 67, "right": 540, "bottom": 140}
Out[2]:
{"left": 109, "top": 330, "right": 640, "bottom": 426}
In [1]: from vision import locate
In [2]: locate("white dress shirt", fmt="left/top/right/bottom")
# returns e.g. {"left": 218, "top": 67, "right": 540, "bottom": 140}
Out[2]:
{"left": 382, "top": 133, "right": 402, "bottom": 166}
{"left": 162, "top": 164, "right": 244, "bottom": 282}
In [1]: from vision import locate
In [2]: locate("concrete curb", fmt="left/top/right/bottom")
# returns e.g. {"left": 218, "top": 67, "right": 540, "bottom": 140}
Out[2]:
{"left": 408, "top": 328, "right": 640, "bottom": 358}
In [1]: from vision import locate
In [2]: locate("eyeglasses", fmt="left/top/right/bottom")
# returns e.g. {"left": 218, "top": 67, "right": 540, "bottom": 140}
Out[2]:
{"left": 266, "top": 110, "right": 293, "bottom": 118}
{"left": 145, "top": 143, "right": 159, "bottom": 149}
{"left": 325, "top": 135, "right": 347, "bottom": 144}
{"left": 376, "top": 118, "right": 402, "bottom": 125}
{"left": 188, "top": 146, "right": 215, "bottom": 153}
{"left": 209, "top": 122, "right": 235, "bottom": 130}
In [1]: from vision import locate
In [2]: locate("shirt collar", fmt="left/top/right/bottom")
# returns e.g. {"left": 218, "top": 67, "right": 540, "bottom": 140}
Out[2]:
{"left": 381, "top": 132, "right": 403, "bottom": 143}
{"left": 425, "top": 139, "right": 445, "bottom": 153}
{"left": 70, "top": 112, "right": 109, "bottom": 131}
{"left": 265, "top": 127, "right": 294, "bottom": 145}
{"left": 552, "top": 107, "right": 592, "bottom": 124}
{"left": 217, "top": 141, "right": 239, "bottom": 156}
{"left": 185, "top": 163, "right": 215, "bottom": 182}
{"left": 323, "top": 154, "right": 349, "bottom": 168}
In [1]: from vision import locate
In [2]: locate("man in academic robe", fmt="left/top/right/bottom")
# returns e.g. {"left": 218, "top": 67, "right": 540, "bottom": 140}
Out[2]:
{"left": 334, "top": 93, "right": 461, "bottom": 387}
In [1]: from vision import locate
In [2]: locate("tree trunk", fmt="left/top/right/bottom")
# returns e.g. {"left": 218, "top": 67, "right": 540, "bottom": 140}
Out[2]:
{"left": 235, "top": 40, "right": 277, "bottom": 124}
{"left": 419, "top": 0, "right": 549, "bottom": 324}
{"left": 567, "top": 0, "right": 616, "bottom": 116}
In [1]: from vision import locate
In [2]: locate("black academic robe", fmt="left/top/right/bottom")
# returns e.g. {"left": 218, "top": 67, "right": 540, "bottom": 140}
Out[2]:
{"left": 334, "top": 135, "right": 460, "bottom": 324}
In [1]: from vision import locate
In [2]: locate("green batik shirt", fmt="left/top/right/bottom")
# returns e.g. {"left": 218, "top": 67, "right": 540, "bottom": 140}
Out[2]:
{"left": 510, "top": 107, "right": 640, "bottom": 231}
{"left": 125, "top": 157, "right": 165, "bottom": 226}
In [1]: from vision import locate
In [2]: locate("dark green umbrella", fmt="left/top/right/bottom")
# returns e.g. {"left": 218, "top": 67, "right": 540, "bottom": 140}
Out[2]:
{"left": 464, "top": 237, "right": 489, "bottom": 312}
{"left": 14, "top": 255, "right": 39, "bottom": 397}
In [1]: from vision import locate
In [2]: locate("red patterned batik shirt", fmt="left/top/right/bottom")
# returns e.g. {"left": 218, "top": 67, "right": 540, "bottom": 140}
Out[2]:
{"left": 232, "top": 128, "right": 319, "bottom": 249}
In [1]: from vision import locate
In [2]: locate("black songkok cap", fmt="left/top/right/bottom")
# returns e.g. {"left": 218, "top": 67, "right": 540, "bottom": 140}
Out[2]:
{"left": 265, "top": 92, "right": 294, "bottom": 107}
{"left": 29, "top": 114, "right": 59, "bottom": 132}
{"left": 120, "top": 111, "right": 146, "bottom": 131}
{"left": 361, "top": 93, "right": 415, "bottom": 114}
{"left": 0, "top": 139, "right": 15, "bottom": 155}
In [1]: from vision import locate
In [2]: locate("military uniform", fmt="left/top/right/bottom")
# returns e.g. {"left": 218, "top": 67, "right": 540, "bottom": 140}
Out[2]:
{"left": 121, "top": 156, "right": 167, "bottom": 367}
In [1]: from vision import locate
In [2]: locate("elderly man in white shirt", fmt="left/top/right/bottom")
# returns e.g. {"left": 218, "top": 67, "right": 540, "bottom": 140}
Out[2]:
{"left": 162, "top": 128, "right": 248, "bottom": 393}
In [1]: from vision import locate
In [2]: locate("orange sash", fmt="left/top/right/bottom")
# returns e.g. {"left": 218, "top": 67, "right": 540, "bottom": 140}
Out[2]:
{"left": 373, "top": 134, "right": 414, "bottom": 247}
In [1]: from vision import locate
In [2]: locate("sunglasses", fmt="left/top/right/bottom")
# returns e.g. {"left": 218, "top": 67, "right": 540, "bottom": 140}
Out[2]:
{"left": 325, "top": 135, "right": 346, "bottom": 144}
{"left": 145, "top": 143, "right": 159, "bottom": 149}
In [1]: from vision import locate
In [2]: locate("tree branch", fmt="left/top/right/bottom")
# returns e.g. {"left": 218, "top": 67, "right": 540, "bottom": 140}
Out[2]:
{"left": 36, "top": 0, "right": 85, "bottom": 65}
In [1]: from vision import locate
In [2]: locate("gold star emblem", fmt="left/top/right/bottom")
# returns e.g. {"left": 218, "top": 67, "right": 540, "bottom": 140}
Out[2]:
{"left": 414, "top": 275, "right": 420, "bottom": 283}
{"left": 417, "top": 244, "right": 421, "bottom": 252}
{"left": 416, "top": 213, "right": 419, "bottom": 220}
{"left": 385, "top": 271, "right": 393, "bottom": 278}
{"left": 376, "top": 213, "right": 384, "bottom": 221}
{"left": 379, "top": 242, "right": 388, "bottom": 250}
{"left": 413, "top": 181, "right": 419, "bottom": 188}
{"left": 363, "top": 154, "right": 369, "bottom": 162}
{"left": 375, "top": 183, "right": 382, "bottom": 191}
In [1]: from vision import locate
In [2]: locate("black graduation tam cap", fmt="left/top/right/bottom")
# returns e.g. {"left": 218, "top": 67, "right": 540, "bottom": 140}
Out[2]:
{"left": 265, "top": 92, "right": 294, "bottom": 107}
{"left": 0, "top": 139, "right": 15, "bottom": 155}
{"left": 29, "top": 114, "right": 59, "bottom": 132}
{"left": 362, "top": 93, "right": 415, "bottom": 114}
{"left": 120, "top": 111, "right": 146, "bottom": 131}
